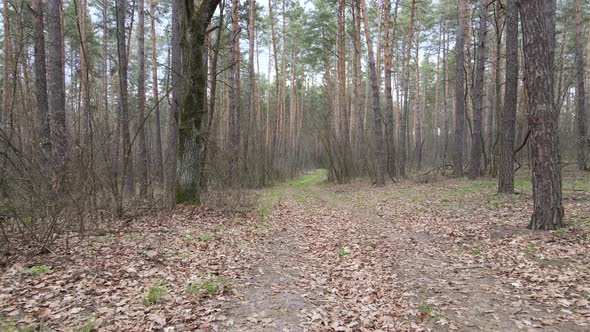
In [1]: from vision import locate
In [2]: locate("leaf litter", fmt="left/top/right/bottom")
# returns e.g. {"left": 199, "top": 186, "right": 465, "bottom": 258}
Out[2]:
{"left": 1, "top": 175, "right": 589, "bottom": 331}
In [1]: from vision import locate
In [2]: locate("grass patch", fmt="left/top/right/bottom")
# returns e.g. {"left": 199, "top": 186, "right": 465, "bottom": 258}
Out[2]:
{"left": 569, "top": 180, "right": 590, "bottom": 192}
{"left": 23, "top": 265, "right": 49, "bottom": 276}
{"left": 198, "top": 233, "right": 214, "bottom": 242}
{"left": 96, "top": 235, "right": 113, "bottom": 243}
{"left": 445, "top": 179, "right": 496, "bottom": 195}
{"left": 143, "top": 283, "right": 167, "bottom": 305}
{"left": 282, "top": 169, "right": 327, "bottom": 188}
{"left": 179, "top": 249, "right": 190, "bottom": 259}
{"left": 555, "top": 227, "right": 567, "bottom": 234}
{"left": 187, "top": 275, "right": 225, "bottom": 296}
{"left": 76, "top": 320, "right": 94, "bottom": 332}
{"left": 181, "top": 234, "right": 194, "bottom": 241}
{"left": 125, "top": 232, "right": 143, "bottom": 240}
{"left": 336, "top": 247, "right": 350, "bottom": 257}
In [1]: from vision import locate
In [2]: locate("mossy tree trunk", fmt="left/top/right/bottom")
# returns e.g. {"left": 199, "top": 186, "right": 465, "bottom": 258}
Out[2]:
{"left": 174, "top": 0, "right": 220, "bottom": 204}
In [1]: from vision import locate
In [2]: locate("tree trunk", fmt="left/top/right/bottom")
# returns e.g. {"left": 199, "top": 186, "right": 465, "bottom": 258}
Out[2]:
{"left": 137, "top": 0, "right": 149, "bottom": 196}
{"left": 174, "top": 0, "right": 220, "bottom": 203}
{"left": 453, "top": 0, "right": 467, "bottom": 176}
{"left": 47, "top": 0, "right": 67, "bottom": 174}
{"left": 116, "top": 0, "right": 134, "bottom": 194}
{"left": 247, "top": 0, "right": 256, "bottom": 179}
{"left": 469, "top": 0, "right": 488, "bottom": 179}
{"left": 399, "top": 0, "right": 416, "bottom": 177}
{"left": 360, "top": 0, "right": 386, "bottom": 186}
{"left": 498, "top": 0, "right": 518, "bottom": 194}
{"left": 384, "top": 0, "right": 399, "bottom": 178}
{"left": 574, "top": 0, "right": 587, "bottom": 170}
{"left": 2, "top": 0, "right": 12, "bottom": 129}
{"left": 150, "top": 0, "right": 164, "bottom": 184}
{"left": 518, "top": 0, "right": 564, "bottom": 230}
{"left": 32, "top": 0, "right": 51, "bottom": 164}
{"left": 228, "top": 0, "right": 241, "bottom": 173}
{"left": 413, "top": 30, "right": 422, "bottom": 171}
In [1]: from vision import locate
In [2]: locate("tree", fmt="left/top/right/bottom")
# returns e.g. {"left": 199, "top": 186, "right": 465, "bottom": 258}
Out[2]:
{"left": 574, "top": 0, "right": 587, "bottom": 171}
{"left": 174, "top": 0, "right": 221, "bottom": 203}
{"left": 498, "top": 0, "right": 518, "bottom": 194}
{"left": 31, "top": 0, "right": 51, "bottom": 164}
{"left": 150, "top": 0, "right": 164, "bottom": 184}
{"left": 453, "top": 0, "right": 467, "bottom": 177}
{"left": 383, "top": 0, "right": 399, "bottom": 178}
{"left": 468, "top": 0, "right": 488, "bottom": 179}
{"left": 518, "top": 0, "right": 564, "bottom": 230}
{"left": 137, "top": 0, "right": 149, "bottom": 197}
{"left": 360, "top": 0, "right": 386, "bottom": 185}
{"left": 228, "top": 0, "right": 241, "bottom": 171}
{"left": 47, "top": 0, "right": 67, "bottom": 174}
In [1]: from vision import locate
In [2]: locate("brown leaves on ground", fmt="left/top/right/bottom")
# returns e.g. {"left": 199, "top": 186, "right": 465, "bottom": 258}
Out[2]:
{"left": 1, "top": 172, "right": 589, "bottom": 331}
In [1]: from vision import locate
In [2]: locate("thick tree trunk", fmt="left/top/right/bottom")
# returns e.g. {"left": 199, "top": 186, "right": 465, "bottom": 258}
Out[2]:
{"left": 174, "top": 0, "right": 220, "bottom": 203}
{"left": 32, "top": 0, "right": 51, "bottom": 164}
{"left": 518, "top": 0, "right": 564, "bottom": 230}
{"left": 360, "top": 0, "right": 386, "bottom": 186}
{"left": 574, "top": 0, "right": 587, "bottom": 170}
{"left": 47, "top": 0, "right": 67, "bottom": 174}
{"left": 498, "top": 0, "right": 518, "bottom": 194}
{"left": 453, "top": 0, "right": 467, "bottom": 176}
{"left": 469, "top": 0, "right": 488, "bottom": 179}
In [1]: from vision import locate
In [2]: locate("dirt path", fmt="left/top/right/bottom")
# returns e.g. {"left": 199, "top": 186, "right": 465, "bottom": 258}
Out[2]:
{"left": 221, "top": 172, "right": 590, "bottom": 331}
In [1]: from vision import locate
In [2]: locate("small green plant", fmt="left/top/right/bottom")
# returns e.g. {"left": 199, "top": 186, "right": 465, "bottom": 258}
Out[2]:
{"left": 143, "top": 283, "right": 167, "bottom": 304}
{"left": 181, "top": 234, "right": 194, "bottom": 241}
{"left": 125, "top": 232, "right": 143, "bottom": 239}
{"left": 198, "top": 233, "right": 214, "bottom": 242}
{"left": 187, "top": 275, "right": 224, "bottom": 296}
{"left": 555, "top": 227, "right": 567, "bottom": 234}
{"left": 336, "top": 248, "right": 350, "bottom": 257}
{"left": 254, "top": 222, "right": 270, "bottom": 229}
{"left": 526, "top": 242, "right": 536, "bottom": 253}
{"left": 76, "top": 320, "right": 94, "bottom": 332}
{"left": 215, "top": 226, "right": 225, "bottom": 232}
{"left": 23, "top": 265, "right": 49, "bottom": 275}
{"left": 96, "top": 235, "right": 113, "bottom": 243}
{"left": 179, "top": 250, "right": 190, "bottom": 259}
{"left": 470, "top": 246, "right": 481, "bottom": 255}
{"left": 418, "top": 303, "right": 435, "bottom": 315}
{"left": 368, "top": 240, "right": 378, "bottom": 249}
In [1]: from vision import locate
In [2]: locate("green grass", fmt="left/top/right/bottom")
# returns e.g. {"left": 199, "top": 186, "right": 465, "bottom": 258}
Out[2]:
{"left": 143, "top": 283, "right": 167, "bottom": 305}
{"left": 447, "top": 179, "right": 496, "bottom": 195}
{"left": 569, "top": 180, "right": 590, "bottom": 192}
{"left": 256, "top": 169, "right": 327, "bottom": 219}
{"left": 76, "top": 320, "right": 94, "bottom": 332}
{"left": 23, "top": 265, "right": 49, "bottom": 276}
{"left": 96, "top": 235, "right": 113, "bottom": 243}
{"left": 125, "top": 232, "right": 143, "bottom": 240}
{"left": 181, "top": 234, "right": 194, "bottom": 241}
{"left": 336, "top": 248, "right": 350, "bottom": 257}
{"left": 187, "top": 275, "right": 225, "bottom": 296}
{"left": 179, "top": 249, "right": 190, "bottom": 259}
{"left": 198, "top": 233, "right": 214, "bottom": 242}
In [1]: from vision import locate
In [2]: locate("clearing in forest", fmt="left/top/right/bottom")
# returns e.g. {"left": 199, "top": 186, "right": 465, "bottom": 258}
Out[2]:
{"left": 1, "top": 170, "right": 590, "bottom": 331}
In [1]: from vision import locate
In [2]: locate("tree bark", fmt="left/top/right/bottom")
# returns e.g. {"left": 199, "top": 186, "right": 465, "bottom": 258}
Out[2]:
{"left": 360, "top": 0, "right": 386, "bottom": 186}
{"left": 518, "top": 0, "right": 564, "bottom": 230}
{"left": 399, "top": 0, "right": 416, "bottom": 177}
{"left": 498, "top": 0, "right": 518, "bottom": 194}
{"left": 32, "top": 0, "right": 51, "bottom": 164}
{"left": 228, "top": 0, "right": 241, "bottom": 171}
{"left": 174, "top": 0, "right": 220, "bottom": 203}
{"left": 574, "top": 0, "right": 587, "bottom": 170}
{"left": 47, "top": 0, "right": 67, "bottom": 174}
{"left": 137, "top": 0, "right": 149, "bottom": 196}
{"left": 384, "top": 0, "right": 399, "bottom": 178}
{"left": 453, "top": 0, "right": 467, "bottom": 176}
{"left": 116, "top": 0, "right": 134, "bottom": 194}
{"left": 469, "top": 0, "right": 488, "bottom": 179}
{"left": 150, "top": 0, "right": 164, "bottom": 184}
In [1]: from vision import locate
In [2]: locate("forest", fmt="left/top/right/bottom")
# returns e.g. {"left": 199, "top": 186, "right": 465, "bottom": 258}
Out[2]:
{"left": 0, "top": 0, "right": 589, "bottom": 330}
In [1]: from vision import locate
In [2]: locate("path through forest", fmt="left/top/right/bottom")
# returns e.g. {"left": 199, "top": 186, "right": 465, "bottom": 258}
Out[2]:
{"left": 1, "top": 170, "right": 590, "bottom": 331}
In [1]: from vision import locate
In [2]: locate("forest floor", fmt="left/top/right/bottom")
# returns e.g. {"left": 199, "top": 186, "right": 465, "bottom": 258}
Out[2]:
{"left": 1, "top": 169, "right": 590, "bottom": 331}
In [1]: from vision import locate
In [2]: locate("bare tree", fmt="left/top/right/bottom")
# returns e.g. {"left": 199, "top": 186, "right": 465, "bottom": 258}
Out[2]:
{"left": 453, "top": 0, "right": 467, "bottom": 176}
{"left": 518, "top": 0, "right": 564, "bottom": 230}
{"left": 574, "top": 0, "right": 587, "bottom": 170}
